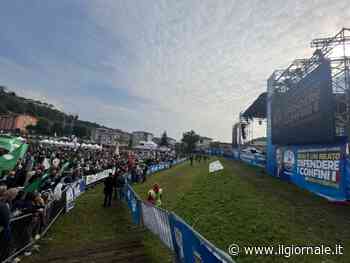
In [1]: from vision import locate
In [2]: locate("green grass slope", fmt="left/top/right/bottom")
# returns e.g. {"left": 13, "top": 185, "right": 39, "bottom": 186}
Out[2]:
{"left": 133, "top": 158, "right": 350, "bottom": 263}
{"left": 23, "top": 185, "right": 172, "bottom": 263}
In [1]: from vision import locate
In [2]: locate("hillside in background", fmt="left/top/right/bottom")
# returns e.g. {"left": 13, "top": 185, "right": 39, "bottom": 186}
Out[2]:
{"left": 0, "top": 86, "right": 104, "bottom": 138}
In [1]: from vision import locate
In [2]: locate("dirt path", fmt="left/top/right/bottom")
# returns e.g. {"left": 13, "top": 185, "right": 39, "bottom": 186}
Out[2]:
{"left": 22, "top": 185, "right": 161, "bottom": 263}
{"left": 32, "top": 235, "right": 151, "bottom": 263}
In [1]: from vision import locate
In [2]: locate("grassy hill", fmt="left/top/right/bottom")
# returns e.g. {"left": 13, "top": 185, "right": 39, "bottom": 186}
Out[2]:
{"left": 133, "top": 158, "right": 350, "bottom": 263}
{"left": 24, "top": 185, "right": 172, "bottom": 263}
{"left": 0, "top": 87, "right": 102, "bottom": 138}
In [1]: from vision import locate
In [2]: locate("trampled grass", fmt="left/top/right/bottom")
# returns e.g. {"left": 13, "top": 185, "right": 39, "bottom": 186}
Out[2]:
{"left": 23, "top": 185, "right": 172, "bottom": 263}
{"left": 133, "top": 158, "right": 350, "bottom": 263}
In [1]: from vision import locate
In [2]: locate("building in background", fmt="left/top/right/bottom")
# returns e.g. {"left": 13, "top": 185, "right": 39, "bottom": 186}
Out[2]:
{"left": 0, "top": 114, "right": 38, "bottom": 133}
{"left": 167, "top": 137, "right": 177, "bottom": 148}
{"left": 118, "top": 130, "right": 132, "bottom": 147}
{"left": 152, "top": 137, "right": 161, "bottom": 145}
{"left": 210, "top": 141, "right": 233, "bottom": 155}
{"left": 196, "top": 136, "right": 213, "bottom": 151}
{"left": 91, "top": 128, "right": 131, "bottom": 146}
{"left": 152, "top": 136, "right": 177, "bottom": 148}
{"left": 132, "top": 131, "right": 154, "bottom": 147}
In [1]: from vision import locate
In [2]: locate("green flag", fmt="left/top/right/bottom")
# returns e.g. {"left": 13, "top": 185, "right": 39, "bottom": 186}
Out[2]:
{"left": 24, "top": 172, "right": 48, "bottom": 193}
{"left": 0, "top": 136, "right": 23, "bottom": 152}
{"left": 0, "top": 136, "right": 28, "bottom": 176}
{"left": 24, "top": 162, "right": 70, "bottom": 193}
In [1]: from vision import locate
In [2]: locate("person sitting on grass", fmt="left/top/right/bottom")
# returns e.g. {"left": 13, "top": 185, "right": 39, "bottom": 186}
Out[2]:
{"left": 147, "top": 183, "right": 163, "bottom": 207}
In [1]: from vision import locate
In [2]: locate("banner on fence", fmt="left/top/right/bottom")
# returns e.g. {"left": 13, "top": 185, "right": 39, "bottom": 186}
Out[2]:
{"left": 275, "top": 144, "right": 347, "bottom": 201}
{"left": 125, "top": 185, "right": 141, "bottom": 225}
{"left": 239, "top": 151, "right": 266, "bottom": 168}
{"left": 85, "top": 168, "right": 115, "bottom": 185}
{"left": 169, "top": 213, "right": 233, "bottom": 263}
{"left": 66, "top": 179, "right": 86, "bottom": 212}
{"left": 65, "top": 186, "right": 74, "bottom": 212}
{"left": 146, "top": 160, "right": 186, "bottom": 175}
{"left": 73, "top": 179, "right": 86, "bottom": 198}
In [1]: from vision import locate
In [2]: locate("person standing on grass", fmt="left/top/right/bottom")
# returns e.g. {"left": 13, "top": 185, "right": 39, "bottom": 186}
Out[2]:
{"left": 115, "top": 171, "right": 125, "bottom": 200}
{"left": 147, "top": 184, "right": 163, "bottom": 207}
{"left": 103, "top": 173, "right": 114, "bottom": 207}
{"left": 141, "top": 164, "right": 148, "bottom": 183}
{"left": 190, "top": 154, "right": 194, "bottom": 166}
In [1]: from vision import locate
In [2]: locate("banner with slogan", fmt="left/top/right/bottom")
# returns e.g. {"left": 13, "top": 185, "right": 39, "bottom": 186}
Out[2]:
{"left": 239, "top": 152, "right": 266, "bottom": 168}
{"left": 297, "top": 149, "right": 341, "bottom": 188}
{"left": 85, "top": 168, "right": 115, "bottom": 185}
{"left": 66, "top": 185, "right": 75, "bottom": 212}
{"left": 72, "top": 178, "right": 86, "bottom": 199}
{"left": 66, "top": 179, "right": 86, "bottom": 212}
{"left": 275, "top": 144, "right": 347, "bottom": 201}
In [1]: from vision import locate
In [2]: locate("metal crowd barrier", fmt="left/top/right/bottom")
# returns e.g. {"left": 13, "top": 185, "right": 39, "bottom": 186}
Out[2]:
{"left": 0, "top": 160, "right": 188, "bottom": 263}
{"left": 121, "top": 158, "right": 234, "bottom": 263}
{"left": 0, "top": 190, "right": 67, "bottom": 263}
{"left": 141, "top": 201, "right": 174, "bottom": 251}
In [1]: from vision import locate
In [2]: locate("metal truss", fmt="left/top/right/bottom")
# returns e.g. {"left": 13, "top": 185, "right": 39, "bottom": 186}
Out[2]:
{"left": 269, "top": 28, "right": 350, "bottom": 137}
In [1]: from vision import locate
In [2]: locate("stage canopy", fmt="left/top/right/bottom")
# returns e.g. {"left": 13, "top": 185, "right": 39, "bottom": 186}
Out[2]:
{"left": 242, "top": 92, "right": 267, "bottom": 119}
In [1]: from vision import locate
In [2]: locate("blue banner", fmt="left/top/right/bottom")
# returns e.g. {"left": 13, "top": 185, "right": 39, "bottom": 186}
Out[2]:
{"left": 65, "top": 186, "right": 74, "bottom": 212}
{"left": 275, "top": 143, "right": 347, "bottom": 201}
{"left": 169, "top": 213, "right": 233, "bottom": 263}
{"left": 126, "top": 185, "right": 141, "bottom": 225}
{"left": 232, "top": 149, "right": 240, "bottom": 160}
{"left": 73, "top": 179, "right": 86, "bottom": 198}
{"left": 239, "top": 151, "right": 266, "bottom": 168}
{"left": 66, "top": 179, "right": 86, "bottom": 212}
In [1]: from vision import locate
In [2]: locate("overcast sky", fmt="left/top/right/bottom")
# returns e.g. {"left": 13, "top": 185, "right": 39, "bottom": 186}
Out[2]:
{"left": 0, "top": 1, "right": 349, "bottom": 141}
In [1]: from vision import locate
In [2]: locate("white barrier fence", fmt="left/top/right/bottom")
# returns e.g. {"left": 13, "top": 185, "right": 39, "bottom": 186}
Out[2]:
{"left": 141, "top": 201, "right": 174, "bottom": 251}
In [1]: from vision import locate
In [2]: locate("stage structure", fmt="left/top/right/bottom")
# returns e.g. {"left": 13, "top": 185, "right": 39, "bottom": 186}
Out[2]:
{"left": 232, "top": 93, "right": 267, "bottom": 145}
{"left": 231, "top": 93, "right": 268, "bottom": 167}
{"left": 232, "top": 28, "right": 350, "bottom": 201}
{"left": 265, "top": 28, "right": 350, "bottom": 202}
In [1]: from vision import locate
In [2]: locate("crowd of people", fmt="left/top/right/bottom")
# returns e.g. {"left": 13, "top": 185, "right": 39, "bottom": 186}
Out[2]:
{"left": 0, "top": 138, "right": 177, "bottom": 261}
{"left": 189, "top": 153, "right": 209, "bottom": 166}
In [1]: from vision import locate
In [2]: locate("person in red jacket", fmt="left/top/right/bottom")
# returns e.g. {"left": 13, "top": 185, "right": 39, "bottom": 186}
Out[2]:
{"left": 147, "top": 184, "right": 163, "bottom": 207}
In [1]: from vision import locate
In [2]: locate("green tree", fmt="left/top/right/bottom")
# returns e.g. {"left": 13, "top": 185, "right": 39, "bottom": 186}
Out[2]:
{"left": 181, "top": 130, "right": 200, "bottom": 153}
{"left": 33, "top": 118, "right": 51, "bottom": 135}
{"left": 63, "top": 125, "right": 73, "bottom": 136}
{"left": 52, "top": 122, "right": 64, "bottom": 136}
{"left": 0, "top": 87, "right": 105, "bottom": 136}
{"left": 160, "top": 131, "right": 168, "bottom": 146}
{"left": 0, "top": 103, "right": 7, "bottom": 114}
{"left": 26, "top": 125, "right": 36, "bottom": 134}
{"left": 73, "top": 125, "right": 89, "bottom": 138}
{"left": 175, "top": 142, "right": 185, "bottom": 155}
{"left": 0, "top": 86, "right": 7, "bottom": 94}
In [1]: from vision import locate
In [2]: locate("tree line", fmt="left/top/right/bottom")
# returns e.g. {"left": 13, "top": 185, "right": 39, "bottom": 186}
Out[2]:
{"left": 0, "top": 86, "right": 101, "bottom": 138}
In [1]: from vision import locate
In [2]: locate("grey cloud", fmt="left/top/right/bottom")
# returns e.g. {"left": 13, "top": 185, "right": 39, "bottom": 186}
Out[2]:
{"left": 2, "top": 0, "right": 350, "bottom": 141}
